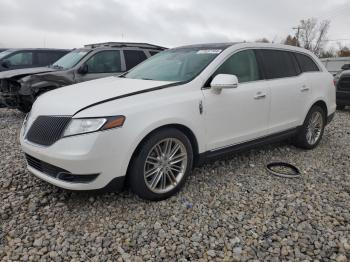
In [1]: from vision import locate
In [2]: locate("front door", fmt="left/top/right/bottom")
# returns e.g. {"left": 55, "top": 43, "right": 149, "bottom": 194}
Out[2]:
{"left": 202, "top": 49, "right": 270, "bottom": 150}
{"left": 75, "top": 50, "right": 122, "bottom": 83}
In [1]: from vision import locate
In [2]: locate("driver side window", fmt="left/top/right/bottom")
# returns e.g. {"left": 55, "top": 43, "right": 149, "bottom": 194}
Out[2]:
{"left": 214, "top": 50, "right": 260, "bottom": 83}
{"left": 86, "top": 51, "right": 121, "bottom": 73}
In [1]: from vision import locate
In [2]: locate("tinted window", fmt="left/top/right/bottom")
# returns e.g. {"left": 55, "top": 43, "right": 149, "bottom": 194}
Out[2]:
{"left": 149, "top": 51, "right": 159, "bottom": 56}
{"left": 7, "top": 52, "right": 33, "bottom": 66}
{"left": 295, "top": 53, "right": 319, "bottom": 72}
{"left": 258, "top": 50, "right": 299, "bottom": 79}
{"left": 86, "top": 51, "right": 121, "bottom": 73}
{"left": 214, "top": 50, "right": 260, "bottom": 83}
{"left": 36, "top": 52, "right": 64, "bottom": 66}
{"left": 124, "top": 50, "right": 147, "bottom": 70}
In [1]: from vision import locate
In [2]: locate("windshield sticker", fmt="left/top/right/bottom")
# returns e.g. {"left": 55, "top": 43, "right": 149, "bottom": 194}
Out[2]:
{"left": 197, "top": 49, "right": 222, "bottom": 54}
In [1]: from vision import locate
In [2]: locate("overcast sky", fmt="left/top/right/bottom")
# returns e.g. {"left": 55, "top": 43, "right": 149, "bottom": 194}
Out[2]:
{"left": 0, "top": 0, "right": 349, "bottom": 49}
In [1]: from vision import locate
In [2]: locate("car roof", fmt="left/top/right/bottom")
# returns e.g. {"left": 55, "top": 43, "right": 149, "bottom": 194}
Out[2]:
{"left": 5, "top": 48, "right": 70, "bottom": 52}
{"left": 174, "top": 42, "right": 240, "bottom": 50}
{"left": 84, "top": 42, "right": 166, "bottom": 51}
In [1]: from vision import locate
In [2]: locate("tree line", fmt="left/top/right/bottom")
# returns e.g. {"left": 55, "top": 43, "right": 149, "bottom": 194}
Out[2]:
{"left": 256, "top": 18, "right": 350, "bottom": 58}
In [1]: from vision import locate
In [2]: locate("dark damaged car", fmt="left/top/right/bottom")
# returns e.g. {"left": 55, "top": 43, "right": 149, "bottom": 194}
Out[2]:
{"left": 0, "top": 48, "right": 69, "bottom": 72}
{"left": 334, "top": 67, "right": 350, "bottom": 110}
{"left": 0, "top": 42, "right": 166, "bottom": 112}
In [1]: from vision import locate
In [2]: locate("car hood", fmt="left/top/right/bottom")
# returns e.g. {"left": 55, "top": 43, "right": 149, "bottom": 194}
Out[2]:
{"left": 31, "top": 76, "right": 174, "bottom": 116}
{"left": 0, "top": 67, "right": 56, "bottom": 79}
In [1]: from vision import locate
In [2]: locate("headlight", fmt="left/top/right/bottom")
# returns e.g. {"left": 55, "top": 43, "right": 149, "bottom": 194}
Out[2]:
{"left": 63, "top": 115, "right": 125, "bottom": 137}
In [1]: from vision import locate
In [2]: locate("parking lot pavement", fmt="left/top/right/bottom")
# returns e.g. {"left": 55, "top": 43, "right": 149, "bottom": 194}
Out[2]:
{"left": 0, "top": 108, "right": 349, "bottom": 261}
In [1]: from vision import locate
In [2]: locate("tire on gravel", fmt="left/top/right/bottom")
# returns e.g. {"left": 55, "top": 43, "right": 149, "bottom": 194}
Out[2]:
{"left": 293, "top": 105, "right": 326, "bottom": 150}
{"left": 129, "top": 128, "right": 193, "bottom": 201}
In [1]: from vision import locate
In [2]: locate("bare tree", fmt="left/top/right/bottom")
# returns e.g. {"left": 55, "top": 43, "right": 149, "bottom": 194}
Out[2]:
{"left": 255, "top": 38, "right": 270, "bottom": 43}
{"left": 283, "top": 35, "right": 299, "bottom": 46}
{"left": 337, "top": 43, "right": 350, "bottom": 57}
{"left": 297, "top": 18, "right": 330, "bottom": 56}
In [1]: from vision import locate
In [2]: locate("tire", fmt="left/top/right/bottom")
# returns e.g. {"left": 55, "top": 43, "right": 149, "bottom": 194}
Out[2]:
{"left": 293, "top": 105, "right": 326, "bottom": 149}
{"left": 17, "top": 104, "right": 31, "bottom": 113}
{"left": 337, "top": 105, "right": 346, "bottom": 110}
{"left": 129, "top": 128, "right": 193, "bottom": 201}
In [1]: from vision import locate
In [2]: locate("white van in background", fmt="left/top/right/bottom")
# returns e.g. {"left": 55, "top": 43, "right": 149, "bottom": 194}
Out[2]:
{"left": 321, "top": 57, "right": 350, "bottom": 75}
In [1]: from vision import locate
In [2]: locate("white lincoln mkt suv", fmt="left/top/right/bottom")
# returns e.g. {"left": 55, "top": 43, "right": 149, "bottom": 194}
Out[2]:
{"left": 20, "top": 43, "right": 336, "bottom": 200}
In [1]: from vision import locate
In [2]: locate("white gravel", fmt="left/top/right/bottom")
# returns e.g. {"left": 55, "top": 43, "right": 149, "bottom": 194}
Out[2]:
{"left": 0, "top": 108, "right": 349, "bottom": 261}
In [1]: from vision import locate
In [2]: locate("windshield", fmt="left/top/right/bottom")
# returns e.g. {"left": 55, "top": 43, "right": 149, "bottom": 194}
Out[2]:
{"left": 125, "top": 48, "right": 222, "bottom": 82}
{"left": 0, "top": 50, "right": 13, "bottom": 60}
{"left": 50, "top": 49, "right": 89, "bottom": 70}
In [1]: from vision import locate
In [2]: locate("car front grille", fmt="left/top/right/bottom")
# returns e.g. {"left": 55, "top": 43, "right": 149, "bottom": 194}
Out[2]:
{"left": 339, "top": 76, "right": 350, "bottom": 90}
{"left": 25, "top": 154, "right": 99, "bottom": 183}
{"left": 26, "top": 116, "right": 71, "bottom": 146}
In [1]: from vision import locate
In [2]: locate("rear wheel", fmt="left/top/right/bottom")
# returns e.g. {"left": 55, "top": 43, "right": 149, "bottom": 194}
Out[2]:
{"left": 293, "top": 105, "right": 326, "bottom": 149}
{"left": 129, "top": 128, "right": 193, "bottom": 201}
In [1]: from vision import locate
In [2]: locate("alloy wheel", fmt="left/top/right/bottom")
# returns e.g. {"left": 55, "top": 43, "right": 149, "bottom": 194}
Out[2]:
{"left": 306, "top": 111, "right": 323, "bottom": 145}
{"left": 144, "top": 138, "right": 188, "bottom": 194}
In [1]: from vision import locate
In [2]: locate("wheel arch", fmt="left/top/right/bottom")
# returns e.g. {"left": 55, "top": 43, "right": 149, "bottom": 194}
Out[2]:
{"left": 125, "top": 123, "right": 200, "bottom": 180}
{"left": 309, "top": 100, "right": 328, "bottom": 119}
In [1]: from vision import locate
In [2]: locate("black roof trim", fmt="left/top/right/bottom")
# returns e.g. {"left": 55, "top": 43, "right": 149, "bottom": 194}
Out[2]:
{"left": 84, "top": 42, "right": 167, "bottom": 51}
{"left": 173, "top": 42, "right": 240, "bottom": 50}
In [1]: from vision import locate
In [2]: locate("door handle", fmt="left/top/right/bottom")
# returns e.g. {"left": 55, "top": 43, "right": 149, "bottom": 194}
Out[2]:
{"left": 301, "top": 85, "right": 310, "bottom": 92}
{"left": 254, "top": 92, "right": 266, "bottom": 100}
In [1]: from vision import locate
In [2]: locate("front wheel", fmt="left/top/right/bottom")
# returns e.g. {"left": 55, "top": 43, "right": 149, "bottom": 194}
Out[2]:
{"left": 129, "top": 128, "right": 193, "bottom": 201}
{"left": 293, "top": 105, "right": 326, "bottom": 149}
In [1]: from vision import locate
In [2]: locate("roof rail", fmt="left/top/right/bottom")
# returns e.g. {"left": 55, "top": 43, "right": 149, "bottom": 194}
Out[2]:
{"left": 84, "top": 42, "right": 166, "bottom": 50}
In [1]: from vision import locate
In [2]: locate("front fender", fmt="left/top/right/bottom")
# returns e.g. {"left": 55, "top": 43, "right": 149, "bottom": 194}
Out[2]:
{"left": 118, "top": 117, "right": 203, "bottom": 178}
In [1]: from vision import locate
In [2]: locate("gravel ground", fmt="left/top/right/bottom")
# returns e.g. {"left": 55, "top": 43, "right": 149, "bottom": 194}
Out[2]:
{"left": 0, "top": 108, "right": 350, "bottom": 262}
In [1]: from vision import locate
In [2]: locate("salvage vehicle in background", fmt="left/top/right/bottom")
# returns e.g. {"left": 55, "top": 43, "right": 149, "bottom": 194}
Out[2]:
{"left": 0, "top": 42, "right": 166, "bottom": 112}
{"left": 21, "top": 42, "right": 336, "bottom": 200}
{"left": 0, "top": 48, "right": 69, "bottom": 72}
{"left": 334, "top": 68, "right": 350, "bottom": 110}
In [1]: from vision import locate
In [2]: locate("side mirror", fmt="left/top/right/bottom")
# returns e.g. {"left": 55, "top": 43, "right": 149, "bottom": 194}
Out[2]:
{"left": 341, "top": 64, "right": 350, "bottom": 70}
{"left": 77, "top": 64, "right": 88, "bottom": 75}
{"left": 210, "top": 74, "right": 238, "bottom": 91}
{"left": 1, "top": 60, "right": 11, "bottom": 68}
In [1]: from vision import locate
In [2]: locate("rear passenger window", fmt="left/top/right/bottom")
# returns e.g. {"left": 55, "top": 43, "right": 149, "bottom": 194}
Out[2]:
{"left": 258, "top": 50, "right": 299, "bottom": 79}
{"left": 37, "top": 52, "right": 58, "bottom": 66}
{"left": 295, "top": 53, "right": 319, "bottom": 72}
{"left": 124, "top": 50, "right": 147, "bottom": 70}
{"left": 214, "top": 50, "right": 260, "bottom": 83}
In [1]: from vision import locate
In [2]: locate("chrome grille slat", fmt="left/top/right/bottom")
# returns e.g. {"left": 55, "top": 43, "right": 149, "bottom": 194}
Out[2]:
{"left": 26, "top": 116, "right": 71, "bottom": 146}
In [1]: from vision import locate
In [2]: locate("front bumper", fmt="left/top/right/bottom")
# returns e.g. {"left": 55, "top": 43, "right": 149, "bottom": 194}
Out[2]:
{"left": 20, "top": 127, "right": 127, "bottom": 191}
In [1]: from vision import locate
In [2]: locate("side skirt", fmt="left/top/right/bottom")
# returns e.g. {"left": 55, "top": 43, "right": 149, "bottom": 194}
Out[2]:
{"left": 197, "top": 127, "right": 300, "bottom": 165}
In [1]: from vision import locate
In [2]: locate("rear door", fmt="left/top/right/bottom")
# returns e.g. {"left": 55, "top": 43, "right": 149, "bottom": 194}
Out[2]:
{"left": 203, "top": 49, "right": 271, "bottom": 150}
{"left": 256, "top": 49, "right": 303, "bottom": 134}
{"left": 75, "top": 50, "right": 122, "bottom": 82}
